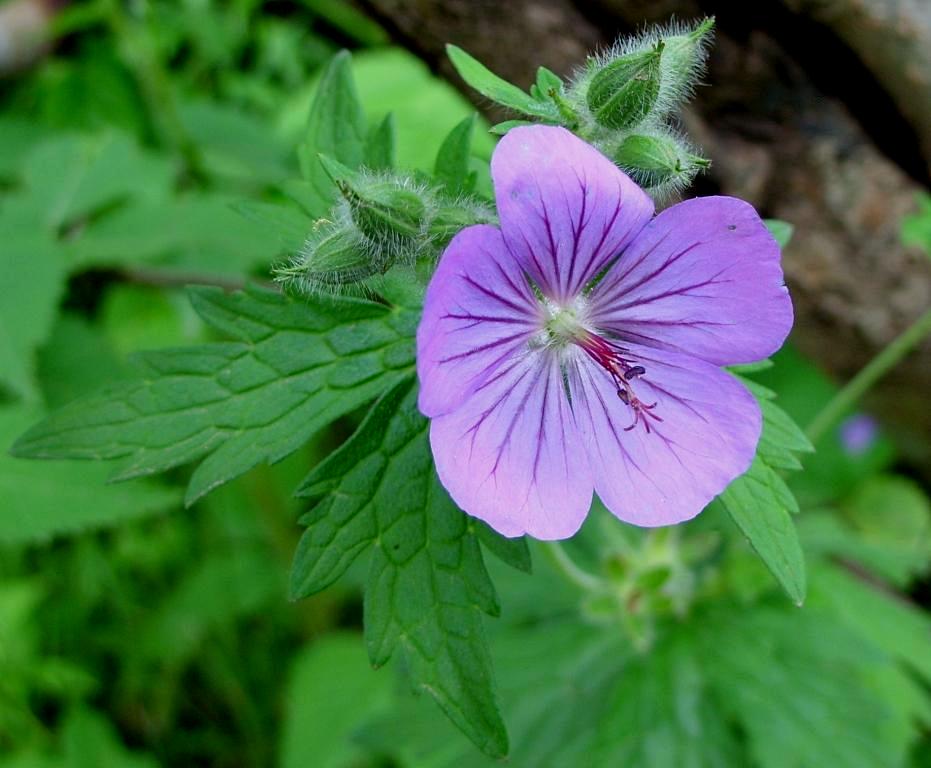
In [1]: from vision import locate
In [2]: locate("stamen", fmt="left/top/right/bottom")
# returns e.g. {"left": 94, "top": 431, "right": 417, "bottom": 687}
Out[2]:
{"left": 575, "top": 330, "right": 661, "bottom": 434}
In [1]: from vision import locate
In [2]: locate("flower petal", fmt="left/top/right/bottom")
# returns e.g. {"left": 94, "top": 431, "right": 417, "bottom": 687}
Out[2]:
{"left": 572, "top": 343, "right": 761, "bottom": 527}
{"left": 417, "top": 224, "right": 541, "bottom": 418}
{"left": 492, "top": 125, "right": 653, "bottom": 303}
{"left": 587, "top": 196, "right": 793, "bottom": 366}
{"left": 430, "top": 352, "right": 593, "bottom": 540}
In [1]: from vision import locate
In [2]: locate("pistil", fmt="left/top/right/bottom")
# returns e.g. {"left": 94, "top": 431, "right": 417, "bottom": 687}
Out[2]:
{"left": 575, "top": 330, "right": 662, "bottom": 433}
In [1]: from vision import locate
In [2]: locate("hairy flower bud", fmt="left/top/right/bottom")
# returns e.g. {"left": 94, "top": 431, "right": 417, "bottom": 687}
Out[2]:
{"left": 655, "top": 17, "right": 714, "bottom": 111}
{"left": 613, "top": 133, "right": 710, "bottom": 196}
{"left": 276, "top": 220, "right": 377, "bottom": 289}
{"left": 275, "top": 164, "right": 495, "bottom": 296}
{"left": 586, "top": 43, "right": 663, "bottom": 130}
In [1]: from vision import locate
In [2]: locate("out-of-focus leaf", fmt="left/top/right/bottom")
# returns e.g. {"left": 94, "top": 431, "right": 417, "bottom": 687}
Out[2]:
{"left": 297, "top": 51, "right": 367, "bottom": 216}
{"left": 60, "top": 708, "right": 160, "bottom": 768}
{"left": 135, "top": 549, "right": 283, "bottom": 666}
{"left": 0, "top": 206, "right": 64, "bottom": 400}
{"left": 180, "top": 99, "right": 293, "bottom": 185}
{"left": 280, "top": 633, "right": 392, "bottom": 768}
{"left": 764, "top": 218, "right": 794, "bottom": 248}
{"left": 0, "top": 406, "right": 180, "bottom": 543}
{"left": 434, "top": 114, "right": 477, "bottom": 195}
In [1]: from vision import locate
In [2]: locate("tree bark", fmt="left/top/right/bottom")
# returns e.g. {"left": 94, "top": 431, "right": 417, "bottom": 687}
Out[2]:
{"left": 360, "top": 0, "right": 931, "bottom": 464}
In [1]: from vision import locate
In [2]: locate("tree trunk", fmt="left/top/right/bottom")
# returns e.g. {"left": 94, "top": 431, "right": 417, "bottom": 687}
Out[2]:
{"left": 361, "top": 0, "right": 931, "bottom": 465}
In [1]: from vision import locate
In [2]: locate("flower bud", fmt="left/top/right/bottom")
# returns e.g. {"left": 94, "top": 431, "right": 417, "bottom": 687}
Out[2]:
{"left": 613, "top": 133, "right": 709, "bottom": 194}
{"left": 655, "top": 17, "right": 714, "bottom": 112}
{"left": 341, "top": 180, "right": 427, "bottom": 244}
{"left": 319, "top": 154, "right": 428, "bottom": 246}
{"left": 275, "top": 165, "right": 496, "bottom": 296}
{"left": 276, "top": 221, "right": 378, "bottom": 290}
{"left": 586, "top": 43, "right": 663, "bottom": 130}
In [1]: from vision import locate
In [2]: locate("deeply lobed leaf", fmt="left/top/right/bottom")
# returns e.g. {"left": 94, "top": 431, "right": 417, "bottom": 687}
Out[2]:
{"left": 292, "top": 378, "right": 512, "bottom": 758}
{"left": 13, "top": 285, "right": 416, "bottom": 506}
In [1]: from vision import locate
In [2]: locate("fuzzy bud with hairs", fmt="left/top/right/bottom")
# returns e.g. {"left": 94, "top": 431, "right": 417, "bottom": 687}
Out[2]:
{"left": 275, "top": 162, "right": 495, "bottom": 296}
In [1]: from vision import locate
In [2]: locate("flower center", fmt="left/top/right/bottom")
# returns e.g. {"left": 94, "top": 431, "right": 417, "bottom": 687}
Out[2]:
{"left": 540, "top": 303, "right": 661, "bottom": 434}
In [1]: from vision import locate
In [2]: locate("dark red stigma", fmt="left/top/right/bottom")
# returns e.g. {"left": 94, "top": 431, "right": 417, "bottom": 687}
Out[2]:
{"left": 577, "top": 331, "right": 663, "bottom": 434}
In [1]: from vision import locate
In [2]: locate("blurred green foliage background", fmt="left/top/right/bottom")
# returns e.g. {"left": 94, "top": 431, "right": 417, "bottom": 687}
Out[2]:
{"left": 2, "top": 1, "right": 931, "bottom": 766}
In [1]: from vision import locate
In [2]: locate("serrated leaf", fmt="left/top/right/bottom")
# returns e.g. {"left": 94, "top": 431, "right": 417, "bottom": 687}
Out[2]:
{"left": 291, "top": 377, "right": 509, "bottom": 758}
{"left": 721, "top": 456, "right": 806, "bottom": 605}
{"left": 446, "top": 45, "right": 558, "bottom": 120}
{"left": 0, "top": 405, "right": 180, "bottom": 543}
{"left": 434, "top": 114, "right": 476, "bottom": 195}
{"left": 474, "top": 522, "right": 532, "bottom": 574}
{"left": 13, "top": 285, "right": 416, "bottom": 506}
{"left": 758, "top": 397, "right": 814, "bottom": 470}
{"left": 298, "top": 50, "right": 367, "bottom": 216}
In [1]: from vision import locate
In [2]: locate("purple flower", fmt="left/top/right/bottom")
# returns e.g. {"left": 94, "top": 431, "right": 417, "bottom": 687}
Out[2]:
{"left": 416, "top": 126, "right": 793, "bottom": 540}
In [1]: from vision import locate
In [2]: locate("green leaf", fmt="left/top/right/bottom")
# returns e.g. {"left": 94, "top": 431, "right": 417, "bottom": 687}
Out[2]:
{"left": 698, "top": 606, "right": 910, "bottom": 768}
{"left": 134, "top": 549, "right": 283, "bottom": 667}
{"left": 0, "top": 210, "right": 65, "bottom": 400}
{"left": 802, "top": 476, "right": 931, "bottom": 587}
{"left": 758, "top": 397, "right": 815, "bottom": 471}
{"left": 720, "top": 456, "right": 806, "bottom": 605}
{"left": 902, "top": 193, "right": 931, "bottom": 258}
{"left": 280, "top": 633, "right": 392, "bottom": 768}
{"left": 68, "top": 193, "right": 288, "bottom": 275}
{"left": 365, "top": 113, "right": 396, "bottom": 170}
{"left": 298, "top": 50, "right": 368, "bottom": 216}
{"left": 60, "top": 708, "right": 160, "bottom": 768}
{"left": 291, "top": 378, "right": 509, "bottom": 758}
{"left": 474, "top": 522, "right": 532, "bottom": 574}
{"left": 19, "top": 132, "right": 174, "bottom": 230}
{"left": 446, "top": 45, "right": 558, "bottom": 120}
{"left": 434, "top": 114, "right": 477, "bottom": 195}
{"left": 232, "top": 199, "right": 312, "bottom": 255}
{"left": 0, "top": 405, "right": 180, "bottom": 544}
{"left": 532, "top": 66, "right": 564, "bottom": 102}
{"left": 13, "top": 285, "right": 416, "bottom": 506}
{"left": 180, "top": 99, "right": 293, "bottom": 186}
{"left": 489, "top": 119, "right": 535, "bottom": 135}
{"left": 764, "top": 218, "right": 794, "bottom": 248}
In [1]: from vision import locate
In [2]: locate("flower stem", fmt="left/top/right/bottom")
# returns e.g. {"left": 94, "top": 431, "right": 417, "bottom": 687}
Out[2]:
{"left": 540, "top": 541, "right": 603, "bottom": 592}
{"left": 805, "top": 307, "right": 931, "bottom": 445}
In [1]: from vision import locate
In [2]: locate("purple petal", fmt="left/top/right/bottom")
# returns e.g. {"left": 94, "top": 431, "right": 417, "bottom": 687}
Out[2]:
{"left": 429, "top": 352, "right": 593, "bottom": 540}
{"left": 417, "top": 225, "right": 542, "bottom": 418}
{"left": 587, "top": 197, "right": 793, "bottom": 366}
{"left": 571, "top": 342, "right": 761, "bottom": 527}
{"left": 492, "top": 125, "right": 653, "bottom": 303}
